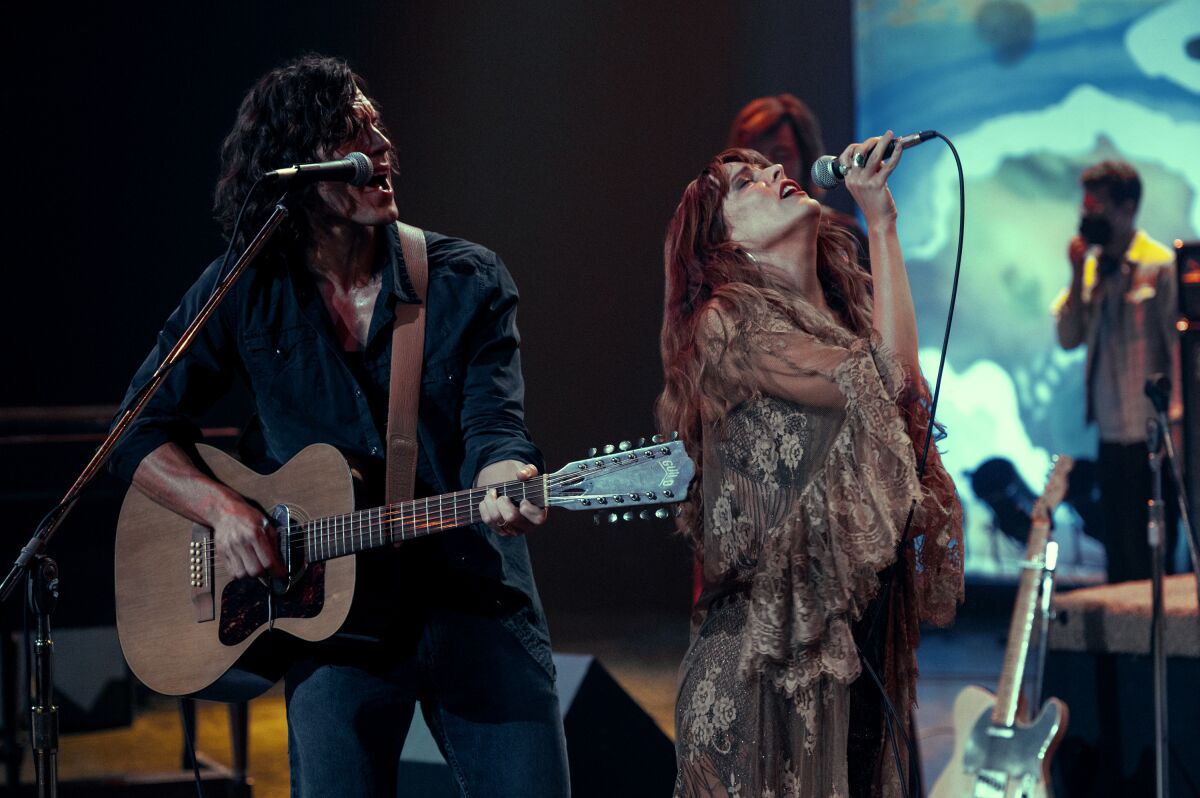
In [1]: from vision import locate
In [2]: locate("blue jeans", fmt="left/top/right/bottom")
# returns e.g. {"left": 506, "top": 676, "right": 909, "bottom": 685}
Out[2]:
{"left": 284, "top": 602, "right": 570, "bottom": 797}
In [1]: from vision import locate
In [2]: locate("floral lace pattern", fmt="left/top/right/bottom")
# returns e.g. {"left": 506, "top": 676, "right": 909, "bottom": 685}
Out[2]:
{"left": 675, "top": 299, "right": 963, "bottom": 798}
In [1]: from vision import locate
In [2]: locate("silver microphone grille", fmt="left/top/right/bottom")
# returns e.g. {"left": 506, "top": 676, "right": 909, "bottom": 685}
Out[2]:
{"left": 346, "top": 152, "right": 373, "bottom": 187}
{"left": 811, "top": 155, "right": 840, "bottom": 190}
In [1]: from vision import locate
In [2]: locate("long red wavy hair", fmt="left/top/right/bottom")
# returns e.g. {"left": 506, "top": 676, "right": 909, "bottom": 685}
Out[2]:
{"left": 655, "top": 148, "right": 871, "bottom": 546}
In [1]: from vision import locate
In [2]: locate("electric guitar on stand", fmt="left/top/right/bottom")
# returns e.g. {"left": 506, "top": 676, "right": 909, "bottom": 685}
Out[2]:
{"left": 930, "top": 455, "right": 1074, "bottom": 798}
{"left": 114, "top": 438, "right": 693, "bottom": 701}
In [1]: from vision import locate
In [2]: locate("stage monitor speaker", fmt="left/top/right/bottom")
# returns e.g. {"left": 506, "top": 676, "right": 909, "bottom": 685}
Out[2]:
{"left": 1043, "top": 650, "right": 1200, "bottom": 797}
{"left": 398, "top": 653, "right": 676, "bottom": 797}
{"left": 1, "top": 626, "right": 133, "bottom": 734}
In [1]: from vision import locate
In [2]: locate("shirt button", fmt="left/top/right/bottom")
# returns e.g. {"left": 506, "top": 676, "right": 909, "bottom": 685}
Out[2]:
{"left": 354, "top": 388, "right": 363, "bottom": 398}
{"left": 370, "top": 445, "right": 379, "bottom": 456}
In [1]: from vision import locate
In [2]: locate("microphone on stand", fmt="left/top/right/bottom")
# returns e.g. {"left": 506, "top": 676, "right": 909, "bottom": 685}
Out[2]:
{"left": 263, "top": 151, "right": 373, "bottom": 187}
{"left": 811, "top": 130, "right": 937, "bottom": 189}
{"left": 1145, "top": 373, "right": 1172, "bottom": 414}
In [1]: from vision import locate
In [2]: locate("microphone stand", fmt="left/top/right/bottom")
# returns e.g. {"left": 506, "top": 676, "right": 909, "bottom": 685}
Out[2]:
{"left": 1146, "top": 416, "right": 1168, "bottom": 798}
{"left": 0, "top": 192, "right": 295, "bottom": 797}
{"left": 1143, "top": 375, "right": 1200, "bottom": 798}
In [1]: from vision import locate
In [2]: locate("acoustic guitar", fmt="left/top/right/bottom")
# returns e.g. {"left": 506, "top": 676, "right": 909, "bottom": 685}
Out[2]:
{"left": 115, "top": 439, "right": 694, "bottom": 701}
{"left": 930, "top": 455, "right": 1073, "bottom": 798}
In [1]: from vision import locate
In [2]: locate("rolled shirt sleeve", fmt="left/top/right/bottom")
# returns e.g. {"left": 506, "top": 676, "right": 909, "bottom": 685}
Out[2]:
{"left": 457, "top": 252, "right": 543, "bottom": 488}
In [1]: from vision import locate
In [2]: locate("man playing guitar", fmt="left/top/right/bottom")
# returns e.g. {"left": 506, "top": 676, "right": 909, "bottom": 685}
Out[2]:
{"left": 108, "top": 54, "right": 569, "bottom": 797}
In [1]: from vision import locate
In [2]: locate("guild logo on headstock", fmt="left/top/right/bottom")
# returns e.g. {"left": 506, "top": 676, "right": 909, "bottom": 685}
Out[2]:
{"left": 659, "top": 459, "right": 681, "bottom": 487}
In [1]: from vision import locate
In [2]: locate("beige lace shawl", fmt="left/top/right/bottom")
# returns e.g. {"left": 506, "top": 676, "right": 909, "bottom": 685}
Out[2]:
{"left": 676, "top": 297, "right": 963, "bottom": 798}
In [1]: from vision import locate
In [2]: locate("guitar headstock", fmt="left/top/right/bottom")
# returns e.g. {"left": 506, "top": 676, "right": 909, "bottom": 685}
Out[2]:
{"left": 1031, "top": 454, "right": 1074, "bottom": 524}
{"left": 547, "top": 434, "right": 694, "bottom": 519}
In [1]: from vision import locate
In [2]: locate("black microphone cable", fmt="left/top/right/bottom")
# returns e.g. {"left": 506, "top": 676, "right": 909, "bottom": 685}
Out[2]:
{"left": 852, "top": 130, "right": 965, "bottom": 798}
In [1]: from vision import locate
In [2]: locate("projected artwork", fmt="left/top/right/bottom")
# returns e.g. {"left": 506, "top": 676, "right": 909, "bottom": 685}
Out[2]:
{"left": 854, "top": 0, "right": 1200, "bottom": 577}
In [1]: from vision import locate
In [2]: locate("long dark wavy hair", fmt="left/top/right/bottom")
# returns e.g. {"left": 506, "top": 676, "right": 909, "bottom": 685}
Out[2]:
{"left": 213, "top": 54, "right": 392, "bottom": 260}
{"left": 655, "top": 148, "right": 872, "bottom": 546}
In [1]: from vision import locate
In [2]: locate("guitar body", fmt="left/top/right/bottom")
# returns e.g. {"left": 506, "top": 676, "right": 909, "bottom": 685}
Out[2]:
{"left": 930, "top": 685, "right": 1068, "bottom": 798}
{"left": 114, "top": 443, "right": 356, "bottom": 701}
{"left": 931, "top": 456, "right": 1074, "bottom": 798}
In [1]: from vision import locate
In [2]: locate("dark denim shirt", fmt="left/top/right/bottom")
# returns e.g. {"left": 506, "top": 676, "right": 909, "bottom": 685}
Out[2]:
{"left": 109, "top": 225, "right": 546, "bottom": 622}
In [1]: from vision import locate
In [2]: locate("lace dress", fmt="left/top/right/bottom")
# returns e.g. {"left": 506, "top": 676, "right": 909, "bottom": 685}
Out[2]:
{"left": 674, "top": 300, "right": 962, "bottom": 798}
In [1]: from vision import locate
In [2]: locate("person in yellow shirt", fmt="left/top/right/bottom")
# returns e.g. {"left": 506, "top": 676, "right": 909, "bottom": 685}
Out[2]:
{"left": 1054, "top": 160, "right": 1181, "bottom": 582}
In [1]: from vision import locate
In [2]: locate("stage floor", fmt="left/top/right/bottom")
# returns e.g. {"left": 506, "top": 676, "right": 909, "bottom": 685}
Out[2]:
{"left": 17, "top": 607, "right": 1011, "bottom": 796}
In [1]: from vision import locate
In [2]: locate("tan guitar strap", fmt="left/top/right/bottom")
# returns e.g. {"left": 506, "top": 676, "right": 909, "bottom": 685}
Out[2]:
{"left": 386, "top": 221, "right": 428, "bottom": 504}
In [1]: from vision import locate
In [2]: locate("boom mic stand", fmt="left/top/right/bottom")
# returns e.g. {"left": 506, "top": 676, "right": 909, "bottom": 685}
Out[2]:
{"left": 1143, "top": 375, "right": 1200, "bottom": 798}
{"left": 0, "top": 192, "right": 295, "bottom": 797}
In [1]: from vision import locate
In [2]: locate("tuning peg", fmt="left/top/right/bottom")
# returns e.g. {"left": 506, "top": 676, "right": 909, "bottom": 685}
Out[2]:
{"left": 639, "top": 510, "right": 651, "bottom": 521}
{"left": 671, "top": 431, "right": 680, "bottom": 441}
{"left": 602, "top": 444, "right": 616, "bottom": 455}
{"left": 593, "top": 512, "right": 600, "bottom": 525}
{"left": 637, "top": 437, "right": 647, "bottom": 448}
{"left": 654, "top": 508, "right": 670, "bottom": 520}
{"left": 587, "top": 447, "right": 598, "bottom": 458}
{"left": 622, "top": 511, "right": 634, "bottom": 522}
{"left": 606, "top": 512, "right": 620, "bottom": 524}
{"left": 675, "top": 504, "right": 683, "bottom": 517}
{"left": 618, "top": 440, "right": 632, "bottom": 452}
{"left": 651, "top": 434, "right": 665, "bottom": 444}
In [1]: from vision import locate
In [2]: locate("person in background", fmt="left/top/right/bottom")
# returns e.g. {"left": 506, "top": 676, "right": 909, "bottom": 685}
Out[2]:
{"left": 1054, "top": 159, "right": 1181, "bottom": 582}
{"left": 109, "top": 54, "right": 568, "bottom": 797}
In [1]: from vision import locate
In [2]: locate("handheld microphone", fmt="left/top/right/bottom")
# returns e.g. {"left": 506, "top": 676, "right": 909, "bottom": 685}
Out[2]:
{"left": 263, "top": 151, "right": 373, "bottom": 187}
{"left": 810, "top": 131, "right": 937, "bottom": 189}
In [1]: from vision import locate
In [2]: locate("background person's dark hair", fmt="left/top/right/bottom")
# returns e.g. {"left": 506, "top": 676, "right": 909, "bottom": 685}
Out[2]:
{"left": 1081, "top": 159, "right": 1142, "bottom": 209}
{"left": 213, "top": 54, "right": 393, "bottom": 259}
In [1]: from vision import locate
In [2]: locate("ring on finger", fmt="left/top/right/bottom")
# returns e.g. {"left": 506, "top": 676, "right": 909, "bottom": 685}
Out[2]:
{"left": 852, "top": 152, "right": 867, "bottom": 169}
{"left": 497, "top": 518, "right": 509, "bottom": 529}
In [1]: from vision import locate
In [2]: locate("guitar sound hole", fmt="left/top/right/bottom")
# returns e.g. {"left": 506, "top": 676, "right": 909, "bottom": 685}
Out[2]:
{"left": 218, "top": 562, "right": 327, "bottom": 645}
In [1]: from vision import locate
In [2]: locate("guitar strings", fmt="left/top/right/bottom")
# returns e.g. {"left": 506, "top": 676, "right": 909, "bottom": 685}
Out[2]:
{"left": 194, "top": 452, "right": 678, "bottom": 575}
{"left": 199, "top": 463, "right": 657, "bottom": 576}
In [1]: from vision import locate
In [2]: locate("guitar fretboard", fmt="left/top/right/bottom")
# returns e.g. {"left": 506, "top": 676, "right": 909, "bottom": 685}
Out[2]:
{"left": 297, "top": 477, "right": 545, "bottom": 562}
{"left": 990, "top": 456, "right": 1071, "bottom": 729}
{"left": 991, "top": 519, "right": 1050, "bottom": 728}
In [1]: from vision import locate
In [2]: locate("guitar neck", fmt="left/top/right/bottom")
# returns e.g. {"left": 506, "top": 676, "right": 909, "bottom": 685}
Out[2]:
{"left": 992, "top": 518, "right": 1051, "bottom": 728}
{"left": 296, "top": 477, "right": 547, "bottom": 562}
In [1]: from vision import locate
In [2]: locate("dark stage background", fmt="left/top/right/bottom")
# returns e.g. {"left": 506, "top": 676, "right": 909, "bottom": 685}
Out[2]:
{"left": 0, "top": 1, "right": 854, "bottom": 617}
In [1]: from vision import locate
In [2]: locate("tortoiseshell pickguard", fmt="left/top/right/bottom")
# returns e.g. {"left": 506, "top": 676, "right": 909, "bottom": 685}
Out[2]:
{"left": 218, "top": 562, "right": 327, "bottom": 645}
